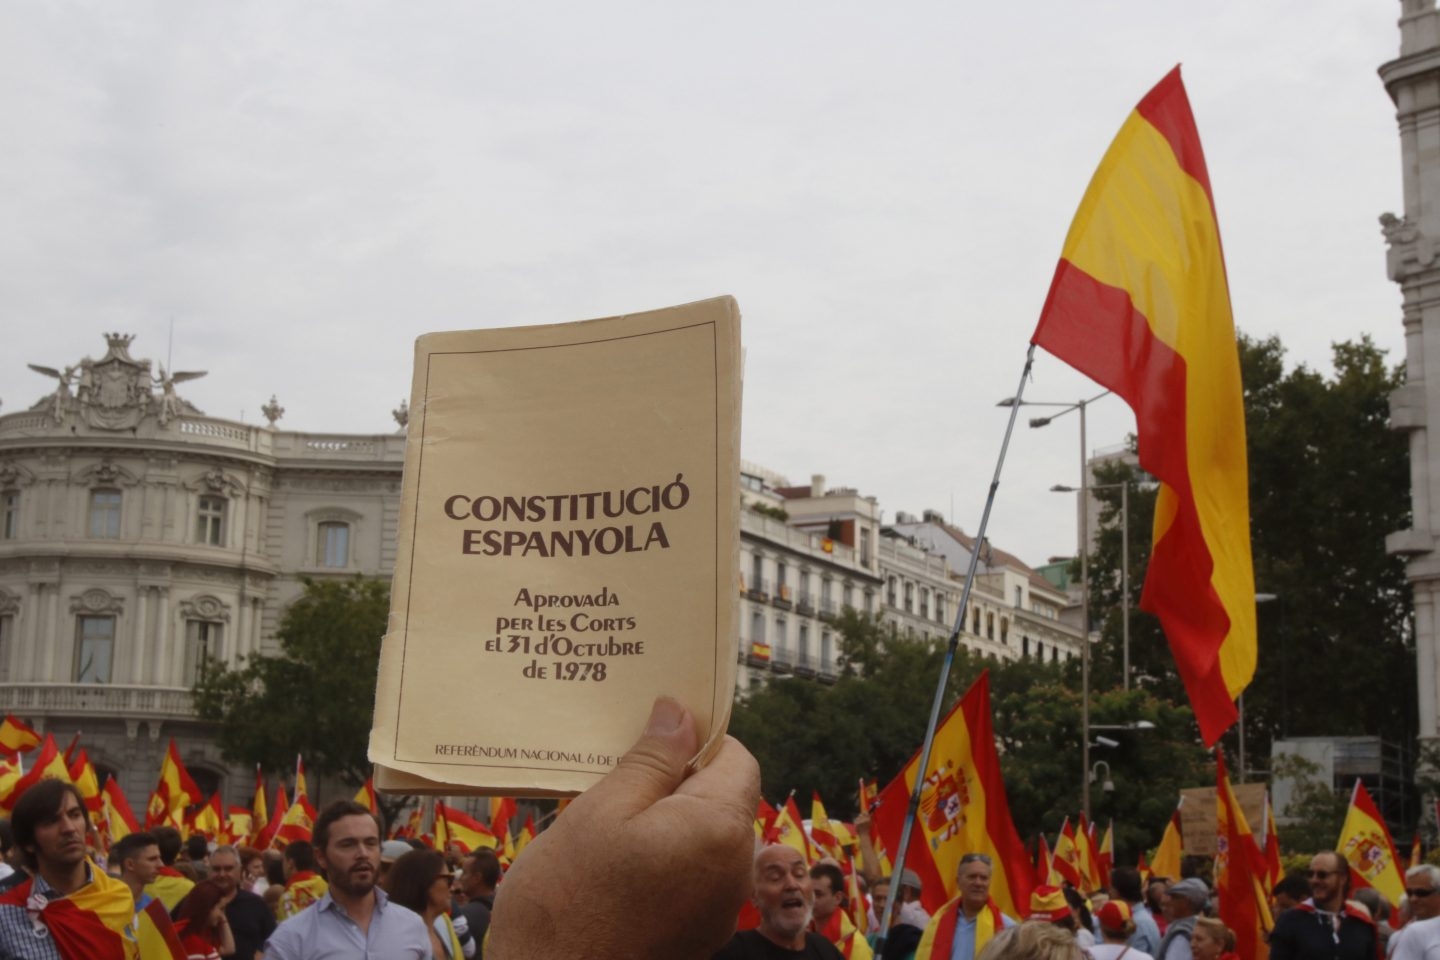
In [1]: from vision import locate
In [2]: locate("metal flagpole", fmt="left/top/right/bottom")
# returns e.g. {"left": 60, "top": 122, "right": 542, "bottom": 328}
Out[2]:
{"left": 874, "top": 344, "right": 1037, "bottom": 951}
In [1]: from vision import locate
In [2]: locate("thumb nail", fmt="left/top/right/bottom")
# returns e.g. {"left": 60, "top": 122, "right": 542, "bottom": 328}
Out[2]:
{"left": 644, "top": 697, "right": 685, "bottom": 737}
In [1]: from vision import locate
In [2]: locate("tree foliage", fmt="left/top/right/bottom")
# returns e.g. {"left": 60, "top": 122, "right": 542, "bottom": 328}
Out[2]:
{"left": 1082, "top": 335, "right": 1414, "bottom": 772}
{"left": 729, "top": 611, "right": 1212, "bottom": 862}
{"left": 193, "top": 577, "right": 398, "bottom": 819}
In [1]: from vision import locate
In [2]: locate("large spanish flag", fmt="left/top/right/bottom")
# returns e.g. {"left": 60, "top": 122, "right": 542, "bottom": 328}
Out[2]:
{"left": 0, "top": 865, "right": 139, "bottom": 959}
{"left": 871, "top": 672, "right": 1032, "bottom": 918}
{"left": 1337, "top": 780, "right": 1405, "bottom": 906}
{"left": 1031, "top": 66, "right": 1255, "bottom": 745}
{"left": 1215, "top": 754, "right": 1272, "bottom": 960}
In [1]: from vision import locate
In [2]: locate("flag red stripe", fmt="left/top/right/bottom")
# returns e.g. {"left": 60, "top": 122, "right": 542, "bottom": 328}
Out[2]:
{"left": 1135, "top": 66, "right": 1214, "bottom": 206}
{"left": 1034, "top": 260, "right": 1236, "bottom": 740}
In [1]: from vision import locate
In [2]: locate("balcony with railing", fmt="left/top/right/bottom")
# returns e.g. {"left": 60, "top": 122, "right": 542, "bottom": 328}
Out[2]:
{"left": 796, "top": 591, "right": 815, "bottom": 615}
{"left": 746, "top": 578, "right": 772, "bottom": 603}
{"left": 0, "top": 683, "right": 196, "bottom": 720}
{"left": 772, "top": 582, "right": 794, "bottom": 610}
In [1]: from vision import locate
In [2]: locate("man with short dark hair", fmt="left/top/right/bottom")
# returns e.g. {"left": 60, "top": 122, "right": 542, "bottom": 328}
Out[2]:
{"left": 713, "top": 844, "right": 844, "bottom": 960}
{"left": 210, "top": 843, "right": 274, "bottom": 960}
{"left": 1110, "top": 865, "right": 1160, "bottom": 956}
{"left": 809, "top": 861, "right": 847, "bottom": 945}
{"left": 1271, "top": 874, "right": 1309, "bottom": 914}
{"left": 264, "top": 800, "right": 429, "bottom": 959}
{"left": 1270, "top": 852, "right": 1378, "bottom": 960}
{"left": 0, "top": 779, "right": 136, "bottom": 959}
{"left": 144, "top": 823, "right": 194, "bottom": 910}
{"left": 278, "top": 839, "right": 328, "bottom": 919}
{"left": 914, "top": 852, "right": 1016, "bottom": 960}
{"left": 459, "top": 848, "right": 500, "bottom": 959}
{"left": 112, "top": 830, "right": 185, "bottom": 959}
{"left": 182, "top": 834, "right": 210, "bottom": 880}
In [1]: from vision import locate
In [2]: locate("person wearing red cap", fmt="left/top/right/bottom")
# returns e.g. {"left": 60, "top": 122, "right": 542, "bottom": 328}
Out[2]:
{"left": 913, "top": 853, "right": 1016, "bottom": 960}
{"left": 1091, "top": 900, "right": 1156, "bottom": 960}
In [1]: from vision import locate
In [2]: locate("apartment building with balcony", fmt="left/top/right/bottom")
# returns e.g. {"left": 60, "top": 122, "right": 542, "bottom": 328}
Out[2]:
{"left": 889, "top": 511, "right": 1084, "bottom": 663}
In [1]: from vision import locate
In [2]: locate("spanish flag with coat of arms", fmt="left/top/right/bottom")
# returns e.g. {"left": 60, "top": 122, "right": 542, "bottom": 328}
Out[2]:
{"left": 1336, "top": 779, "right": 1404, "bottom": 906}
{"left": 871, "top": 672, "right": 1032, "bottom": 918}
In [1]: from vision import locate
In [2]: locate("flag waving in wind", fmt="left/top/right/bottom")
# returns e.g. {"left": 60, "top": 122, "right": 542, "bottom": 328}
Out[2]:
{"left": 1031, "top": 67, "right": 1255, "bottom": 745}
{"left": 871, "top": 672, "right": 1033, "bottom": 918}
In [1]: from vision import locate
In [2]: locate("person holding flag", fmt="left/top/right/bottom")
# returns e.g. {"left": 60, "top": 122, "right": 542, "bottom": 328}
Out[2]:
{"left": 913, "top": 853, "right": 1016, "bottom": 960}
{"left": 1269, "top": 852, "right": 1378, "bottom": 960}
{"left": 0, "top": 778, "right": 139, "bottom": 959}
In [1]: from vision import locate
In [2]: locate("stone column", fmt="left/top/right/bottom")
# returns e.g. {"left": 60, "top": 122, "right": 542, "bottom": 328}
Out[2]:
{"left": 1383, "top": 0, "right": 1440, "bottom": 755}
{"left": 132, "top": 587, "right": 149, "bottom": 684}
{"left": 155, "top": 587, "right": 171, "bottom": 686}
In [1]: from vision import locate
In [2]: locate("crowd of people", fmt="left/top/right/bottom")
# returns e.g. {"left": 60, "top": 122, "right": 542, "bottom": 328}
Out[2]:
{"left": 0, "top": 698, "right": 1436, "bottom": 960}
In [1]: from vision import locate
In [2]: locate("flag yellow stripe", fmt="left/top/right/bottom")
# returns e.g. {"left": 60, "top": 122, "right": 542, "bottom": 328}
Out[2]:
{"left": 1060, "top": 112, "right": 1254, "bottom": 698}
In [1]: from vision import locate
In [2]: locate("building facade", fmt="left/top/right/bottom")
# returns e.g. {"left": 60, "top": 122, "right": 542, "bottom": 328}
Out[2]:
{"left": 0, "top": 339, "right": 1085, "bottom": 809}
{"left": 1382, "top": 0, "right": 1440, "bottom": 756}
{"left": 0, "top": 334, "right": 403, "bottom": 813}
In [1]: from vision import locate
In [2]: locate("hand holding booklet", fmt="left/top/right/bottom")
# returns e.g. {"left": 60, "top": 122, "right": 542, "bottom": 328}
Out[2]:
{"left": 369, "top": 296, "right": 742, "bottom": 796}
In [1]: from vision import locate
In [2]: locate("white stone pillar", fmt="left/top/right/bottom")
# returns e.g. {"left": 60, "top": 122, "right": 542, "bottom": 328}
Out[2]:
{"left": 44, "top": 584, "right": 60, "bottom": 681}
{"left": 156, "top": 588, "right": 171, "bottom": 686}
{"left": 132, "top": 587, "right": 149, "bottom": 683}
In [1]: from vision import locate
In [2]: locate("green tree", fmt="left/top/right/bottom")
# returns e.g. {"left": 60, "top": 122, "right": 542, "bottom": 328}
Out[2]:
{"left": 730, "top": 612, "right": 1213, "bottom": 860}
{"left": 1269, "top": 753, "right": 1347, "bottom": 854}
{"left": 1081, "top": 335, "right": 1414, "bottom": 774}
{"left": 193, "top": 577, "right": 403, "bottom": 823}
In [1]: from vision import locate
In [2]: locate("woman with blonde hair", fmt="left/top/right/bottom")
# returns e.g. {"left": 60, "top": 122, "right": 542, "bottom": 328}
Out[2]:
{"left": 976, "top": 922, "right": 1084, "bottom": 960}
{"left": 1190, "top": 917, "right": 1238, "bottom": 960}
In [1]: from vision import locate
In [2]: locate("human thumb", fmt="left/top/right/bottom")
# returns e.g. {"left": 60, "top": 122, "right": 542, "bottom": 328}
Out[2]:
{"left": 575, "top": 697, "right": 698, "bottom": 821}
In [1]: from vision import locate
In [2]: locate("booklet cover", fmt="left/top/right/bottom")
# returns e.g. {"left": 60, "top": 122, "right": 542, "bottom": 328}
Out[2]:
{"left": 369, "top": 297, "right": 741, "bottom": 796}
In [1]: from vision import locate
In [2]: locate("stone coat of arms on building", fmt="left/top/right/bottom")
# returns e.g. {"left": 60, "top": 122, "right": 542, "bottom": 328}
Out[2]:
{"left": 27, "top": 333, "right": 206, "bottom": 430}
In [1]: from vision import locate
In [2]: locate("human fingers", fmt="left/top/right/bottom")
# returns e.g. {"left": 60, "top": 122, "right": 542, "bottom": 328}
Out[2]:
{"left": 671, "top": 735, "right": 760, "bottom": 825}
{"left": 572, "top": 696, "right": 698, "bottom": 822}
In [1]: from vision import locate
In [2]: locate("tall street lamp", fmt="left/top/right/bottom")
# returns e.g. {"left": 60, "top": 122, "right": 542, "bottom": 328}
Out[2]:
{"left": 1052, "top": 480, "right": 1130, "bottom": 692}
{"left": 997, "top": 389, "right": 1110, "bottom": 817}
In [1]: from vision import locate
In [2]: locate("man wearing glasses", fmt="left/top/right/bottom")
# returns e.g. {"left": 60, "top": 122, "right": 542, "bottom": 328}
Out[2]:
{"left": 1387, "top": 864, "right": 1440, "bottom": 959}
{"left": 913, "top": 853, "right": 1016, "bottom": 960}
{"left": 1269, "top": 852, "right": 1378, "bottom": 960}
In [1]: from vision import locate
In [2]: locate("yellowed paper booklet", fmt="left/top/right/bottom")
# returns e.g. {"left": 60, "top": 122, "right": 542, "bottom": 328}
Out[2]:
{"left": 369, "top": 297, "right": 741, "bottom": 796}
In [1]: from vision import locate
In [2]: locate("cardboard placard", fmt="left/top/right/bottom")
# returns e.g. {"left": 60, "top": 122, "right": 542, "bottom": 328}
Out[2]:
{"left": 369, "top": 297, "right": 742, "bottom": 796}
{"left": 1178, "top": 783, "right": 1267, "bottom": 855}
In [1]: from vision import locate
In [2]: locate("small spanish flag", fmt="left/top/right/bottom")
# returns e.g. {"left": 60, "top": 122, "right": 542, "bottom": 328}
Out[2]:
{"left": 0, "top": 713, "right": 41, "bottom": 755}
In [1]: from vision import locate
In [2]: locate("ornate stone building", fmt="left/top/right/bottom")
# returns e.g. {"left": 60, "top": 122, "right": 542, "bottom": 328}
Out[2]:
{"left": 0, "top": 334, "right": 404, "bottom": 813}
{"left": 1383, "top": 0, "right": 1440, "bottom": 757}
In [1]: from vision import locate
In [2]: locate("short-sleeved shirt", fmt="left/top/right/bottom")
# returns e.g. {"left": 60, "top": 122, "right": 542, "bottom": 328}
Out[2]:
{"left": 714, "top": 929, "right": 847, "bottom": 960}
{"left": 262, "top": 887, "right": 430, "bottom": 960}
{"left": 224, "top": 888, "right": 275, "bottom": 960}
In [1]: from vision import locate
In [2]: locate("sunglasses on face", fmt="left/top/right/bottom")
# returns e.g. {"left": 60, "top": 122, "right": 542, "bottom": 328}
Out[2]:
{"left": 1307, "top": 870, "right": 1337, "bottom": 879}
{"left": 1408, "top": 888, "right": 1437, "bottom": 898}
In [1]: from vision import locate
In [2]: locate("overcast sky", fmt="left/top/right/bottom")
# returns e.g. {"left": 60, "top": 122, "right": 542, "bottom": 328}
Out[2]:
{"left": 0, "top": 1, "right": 1407, "bottom": 568}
